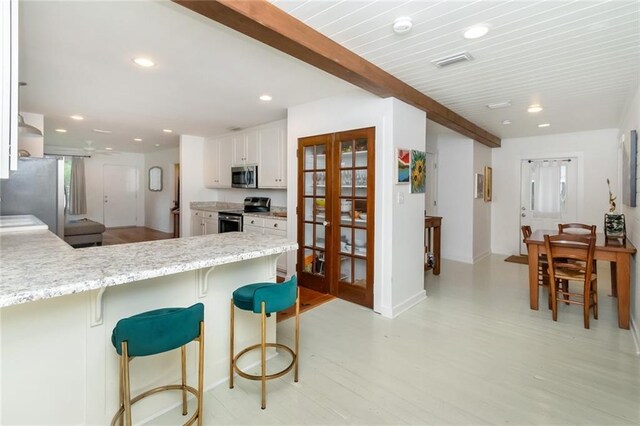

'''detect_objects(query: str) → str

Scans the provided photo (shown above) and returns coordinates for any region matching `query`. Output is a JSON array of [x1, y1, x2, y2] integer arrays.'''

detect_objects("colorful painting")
[[396, 148, 410, 184], [410, 150, 426, 194]]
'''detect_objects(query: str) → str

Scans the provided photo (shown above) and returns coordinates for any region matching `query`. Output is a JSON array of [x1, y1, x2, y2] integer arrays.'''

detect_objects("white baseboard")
[[391, 290, 427, 318], [441, 254, 474, 264], [631, 317, 640, 356], [473, 251, 491, 263]]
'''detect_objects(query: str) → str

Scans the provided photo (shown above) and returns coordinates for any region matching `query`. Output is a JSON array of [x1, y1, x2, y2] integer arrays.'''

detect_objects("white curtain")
[[68, 157, 87, 215], [532, 160, 562, 218]]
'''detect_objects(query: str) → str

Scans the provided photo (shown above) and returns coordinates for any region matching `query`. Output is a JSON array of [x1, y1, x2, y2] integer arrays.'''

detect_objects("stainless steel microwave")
[[231, 165, 257, 189]]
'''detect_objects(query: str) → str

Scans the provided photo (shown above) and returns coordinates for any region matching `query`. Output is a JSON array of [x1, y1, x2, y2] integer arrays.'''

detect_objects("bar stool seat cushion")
[[233, 277, 297, 315], [111, 303, 204, 357]]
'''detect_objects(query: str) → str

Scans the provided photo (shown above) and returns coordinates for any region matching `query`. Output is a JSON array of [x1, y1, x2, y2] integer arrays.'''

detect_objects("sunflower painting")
[[410, 150, 426, 194]]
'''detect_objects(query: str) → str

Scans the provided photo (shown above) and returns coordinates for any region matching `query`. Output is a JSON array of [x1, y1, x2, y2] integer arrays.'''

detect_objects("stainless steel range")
[[218, 197, 271, 233]]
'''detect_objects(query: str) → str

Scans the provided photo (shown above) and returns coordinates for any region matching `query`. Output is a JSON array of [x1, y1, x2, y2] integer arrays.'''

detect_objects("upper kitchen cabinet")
[[232, 131, 259, 166], [203, 136, 232, 188], [258, 121, 287, 189]]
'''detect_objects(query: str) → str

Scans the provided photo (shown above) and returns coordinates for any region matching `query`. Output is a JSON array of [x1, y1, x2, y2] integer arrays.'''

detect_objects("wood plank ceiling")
[[174, 0, 502, 147], [271, 0, 640, 139]]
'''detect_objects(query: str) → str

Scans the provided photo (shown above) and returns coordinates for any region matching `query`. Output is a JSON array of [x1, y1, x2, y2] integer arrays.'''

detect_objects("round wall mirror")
[[149, 166, 163, 191]]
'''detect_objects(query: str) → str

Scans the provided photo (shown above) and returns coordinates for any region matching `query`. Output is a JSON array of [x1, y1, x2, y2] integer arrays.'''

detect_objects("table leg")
[[609, 261, 618, 297], [527, 244, 539, 310], [615, 254, 630, 329], [433, 226, 441, 275]]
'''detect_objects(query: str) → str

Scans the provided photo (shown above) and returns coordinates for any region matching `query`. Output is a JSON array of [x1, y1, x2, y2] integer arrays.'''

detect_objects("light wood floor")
[[103, 227, 174, 245], [154, 255, 640, 425]]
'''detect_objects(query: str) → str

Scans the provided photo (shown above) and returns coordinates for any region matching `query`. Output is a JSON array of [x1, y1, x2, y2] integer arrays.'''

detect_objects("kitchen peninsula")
[[0, 229, 296, 424]]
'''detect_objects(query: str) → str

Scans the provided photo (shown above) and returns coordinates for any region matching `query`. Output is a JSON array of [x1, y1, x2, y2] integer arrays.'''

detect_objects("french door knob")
[[521, 213, 526, 217], [323, 221, 330, 226]]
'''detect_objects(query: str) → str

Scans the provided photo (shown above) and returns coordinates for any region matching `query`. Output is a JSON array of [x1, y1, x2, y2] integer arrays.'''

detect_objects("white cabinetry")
[[1, 0, 18, 179], [232, 131, 259, 166], [203, 137, 232, 188], [243, 215, 287, 275], [258, 124, 287, 188], [191, 210, 218, 236]]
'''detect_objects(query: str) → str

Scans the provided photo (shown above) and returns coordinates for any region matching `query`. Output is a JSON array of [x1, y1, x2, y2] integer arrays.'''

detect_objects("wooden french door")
[[297, 127, 375, 308]]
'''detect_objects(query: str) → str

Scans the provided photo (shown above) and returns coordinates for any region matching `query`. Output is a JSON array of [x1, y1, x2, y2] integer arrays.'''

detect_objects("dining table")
[[524, 229, 636, 329]]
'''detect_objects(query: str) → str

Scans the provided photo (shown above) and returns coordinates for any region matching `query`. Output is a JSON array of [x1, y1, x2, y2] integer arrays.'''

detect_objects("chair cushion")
[[233, 276, 297, 314], [111, 303, 204, 357]]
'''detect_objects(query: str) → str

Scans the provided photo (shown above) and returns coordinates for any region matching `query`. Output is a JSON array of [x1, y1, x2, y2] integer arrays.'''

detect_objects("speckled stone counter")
[[0, 230, 297, 308]]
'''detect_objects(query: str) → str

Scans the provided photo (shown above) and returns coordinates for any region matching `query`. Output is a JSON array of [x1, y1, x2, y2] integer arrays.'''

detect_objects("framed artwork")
[[484, 166, 493, 202], [410, 150, 426, 194], [474, 173, 484, 199], [622, 129, 637, 207], [396, 148, 410, 184]]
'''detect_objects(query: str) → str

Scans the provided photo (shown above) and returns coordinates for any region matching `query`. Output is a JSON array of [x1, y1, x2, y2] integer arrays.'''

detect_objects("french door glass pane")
[[340, 141, 354, 167], [304, 147, 314, 170], [304, 172, 314, 196], [340, 256, 352, 283], [354, 258, 366, 287], [340, 226, 352, 253], [304, 197, 314, 222], [355, 138, 367, 167], [354, 228, 367, 255]]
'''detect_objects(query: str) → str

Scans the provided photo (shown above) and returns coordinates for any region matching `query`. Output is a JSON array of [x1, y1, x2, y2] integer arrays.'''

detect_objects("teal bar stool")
[[110, 303, 205, 426], [229, 276, 299, 409]]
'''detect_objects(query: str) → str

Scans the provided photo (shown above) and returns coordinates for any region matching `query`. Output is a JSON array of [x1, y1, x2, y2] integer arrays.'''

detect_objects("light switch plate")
[[397, 192, 404, 204]]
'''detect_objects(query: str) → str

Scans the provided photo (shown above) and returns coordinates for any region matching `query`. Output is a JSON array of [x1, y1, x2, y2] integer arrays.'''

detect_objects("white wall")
[[144, 148, 179, 233], [473, 142, 492, 262], [18, 112, 43, 157], [618, 86, 640, 350], [491, 128, 619, 256], [82, 152, 145, 226], [435, 131, 474, 263], [390, 99, 427, 313], [287, 91, 426, 317]]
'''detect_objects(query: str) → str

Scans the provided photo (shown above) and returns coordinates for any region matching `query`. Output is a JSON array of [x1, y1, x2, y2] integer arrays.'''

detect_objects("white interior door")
[[519, 158, 577, 254], [103, 164, 138, 227], [425, 152, 437, 216]]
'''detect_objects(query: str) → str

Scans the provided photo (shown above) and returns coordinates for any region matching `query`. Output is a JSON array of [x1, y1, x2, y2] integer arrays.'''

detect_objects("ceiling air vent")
[[431, 51, 473, 68]]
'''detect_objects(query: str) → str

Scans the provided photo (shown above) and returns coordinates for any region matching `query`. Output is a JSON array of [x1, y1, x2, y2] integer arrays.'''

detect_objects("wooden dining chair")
[[543, 233, 598, 329], [558, 223, 596, 236], [521, 226, 549, 290]]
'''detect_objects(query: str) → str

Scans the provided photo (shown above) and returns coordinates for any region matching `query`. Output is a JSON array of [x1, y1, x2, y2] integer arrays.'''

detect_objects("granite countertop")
[[0, 230, 297, 308], [190, 202, 287, 218]]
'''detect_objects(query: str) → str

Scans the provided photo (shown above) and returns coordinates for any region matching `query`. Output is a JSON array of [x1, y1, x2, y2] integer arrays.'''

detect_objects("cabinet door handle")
[[251, 220, 255, 224], [273, 223, 278, 228]]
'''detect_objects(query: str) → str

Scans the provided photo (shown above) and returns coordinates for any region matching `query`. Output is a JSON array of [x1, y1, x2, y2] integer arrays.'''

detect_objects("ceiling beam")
[[173, 0, 501, 148]]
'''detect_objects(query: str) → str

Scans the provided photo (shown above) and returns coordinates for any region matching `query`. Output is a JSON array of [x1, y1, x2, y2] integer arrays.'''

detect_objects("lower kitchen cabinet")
[[191, 210, 218, 236], [244, 216, 287, 275]]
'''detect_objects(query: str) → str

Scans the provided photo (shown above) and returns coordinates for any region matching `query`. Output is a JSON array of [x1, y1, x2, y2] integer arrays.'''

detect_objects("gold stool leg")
[[229, 298, 235, 389], [122, 342, 132, 426], [118, 353, 124, 426], [261, 301, 267, 410], [197, 321, 205, 426], [294, 290, 300, 383], [181, 345, 187, 416]]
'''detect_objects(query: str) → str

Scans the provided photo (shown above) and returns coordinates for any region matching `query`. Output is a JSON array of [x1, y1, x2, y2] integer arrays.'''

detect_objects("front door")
[[103, 164, 138, 227], [519, 158, 577, 254]]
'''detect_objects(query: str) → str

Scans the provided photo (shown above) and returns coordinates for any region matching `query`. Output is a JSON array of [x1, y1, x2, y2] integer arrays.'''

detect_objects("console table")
[[425, 216, 442, 275]]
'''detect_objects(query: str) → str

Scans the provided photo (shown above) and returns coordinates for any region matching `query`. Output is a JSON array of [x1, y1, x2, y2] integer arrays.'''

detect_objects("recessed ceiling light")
[[527, 104, 543, 113], [70, 115, 84, 120], [134, 138, 142, 142], [93, 128, 112, 134], [502, 119, 512, 125], [393, 17, 413, 34], [155, 144, 160, 147], [259, 94, 272, 102], [486, 101, 511, 109], [55, 128, 67, 133], [162, 129, 173, 133], [105, 147, 113, 151], [538, 123, 551, 128], [133, 57, 155, 68], [464, 25, 489, 39]]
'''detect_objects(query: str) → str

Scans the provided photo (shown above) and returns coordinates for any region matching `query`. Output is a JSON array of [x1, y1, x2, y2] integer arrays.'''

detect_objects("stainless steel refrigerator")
[[0, 157, 65, 237]]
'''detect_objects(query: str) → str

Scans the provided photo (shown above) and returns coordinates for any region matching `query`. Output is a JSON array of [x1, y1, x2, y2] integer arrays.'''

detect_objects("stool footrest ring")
[[233, 343, 296, 381], [111, 384, 200, 426]]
